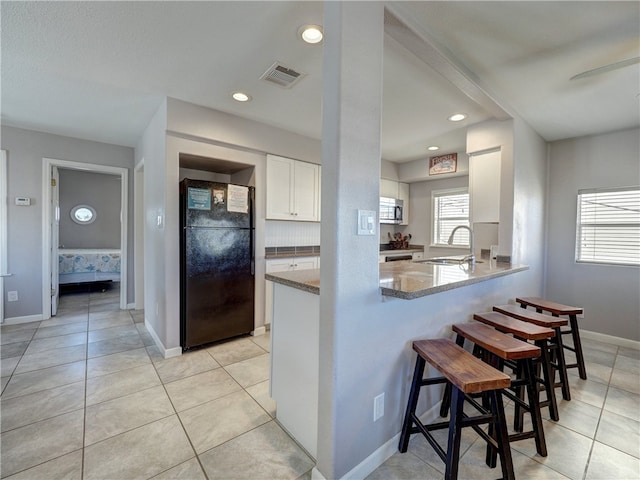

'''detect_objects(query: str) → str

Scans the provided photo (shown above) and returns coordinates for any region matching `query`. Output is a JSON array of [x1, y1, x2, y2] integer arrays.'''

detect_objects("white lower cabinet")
[[265, 257, 319, 325]]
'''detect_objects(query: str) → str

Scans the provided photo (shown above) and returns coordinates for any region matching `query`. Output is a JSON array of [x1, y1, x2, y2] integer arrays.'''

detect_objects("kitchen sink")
[[415, 258, 484, 265]]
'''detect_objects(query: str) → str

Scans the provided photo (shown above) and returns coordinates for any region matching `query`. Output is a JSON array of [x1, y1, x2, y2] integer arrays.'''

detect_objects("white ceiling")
[[2, 2, 638, 163]]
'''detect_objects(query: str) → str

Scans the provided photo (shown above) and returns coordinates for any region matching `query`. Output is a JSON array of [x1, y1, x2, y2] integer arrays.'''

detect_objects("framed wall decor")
[[429, 153, 457, 175]]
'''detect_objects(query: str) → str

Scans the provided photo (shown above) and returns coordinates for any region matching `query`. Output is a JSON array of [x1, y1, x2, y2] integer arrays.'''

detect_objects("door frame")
[[133, 158, 144, 310], [42, 158, 128, 318], [0, 150, 7, 323]]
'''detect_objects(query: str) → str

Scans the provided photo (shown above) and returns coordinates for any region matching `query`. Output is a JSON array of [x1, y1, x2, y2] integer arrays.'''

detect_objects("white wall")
[[265, 221, 321, 247], [2, 126, 134, 319], [546, 128, 640, 340], [135, 101, 168, 349], [398, 150, 469, 183]]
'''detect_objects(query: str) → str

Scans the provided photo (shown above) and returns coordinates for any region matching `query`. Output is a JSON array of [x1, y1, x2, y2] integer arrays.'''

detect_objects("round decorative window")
[[70, 205, 97, 225]]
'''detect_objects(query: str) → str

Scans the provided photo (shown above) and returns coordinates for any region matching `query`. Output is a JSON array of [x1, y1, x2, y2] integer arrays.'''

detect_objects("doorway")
[[42, 158, 128, 318], [0, 150, 7, 322]]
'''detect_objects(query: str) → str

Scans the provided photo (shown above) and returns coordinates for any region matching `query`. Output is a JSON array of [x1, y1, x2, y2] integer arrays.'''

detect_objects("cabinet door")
[[398, 182, 410, 225], [266, 259, 294, 273], [469, 150, 501, 223], [293, 161, 320, 221], [380, 178, 398, 198], [294, 257, 318, 270], [266, 155, 294, 220]]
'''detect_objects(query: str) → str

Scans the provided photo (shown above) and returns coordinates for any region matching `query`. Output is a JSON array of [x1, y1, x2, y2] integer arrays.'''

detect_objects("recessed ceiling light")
[[298, 25, 323, 44], [448, 113, 467, 122], [232, 92, 251, 102], [427, 146, 439, 151]]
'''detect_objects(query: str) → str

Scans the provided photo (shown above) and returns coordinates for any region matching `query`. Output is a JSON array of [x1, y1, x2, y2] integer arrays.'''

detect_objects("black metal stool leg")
[[537, 338, 559, 421], [399, 356, 426, 453], [568, 314, 587, 380], [491, 390, 515, 480], [524, 357, 547, 457], [553, 326, 571, 400], [445, 386, 465, 480]]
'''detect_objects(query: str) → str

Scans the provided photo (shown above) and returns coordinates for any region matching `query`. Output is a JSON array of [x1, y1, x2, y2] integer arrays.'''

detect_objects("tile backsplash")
[[265, 221, 321, 247]]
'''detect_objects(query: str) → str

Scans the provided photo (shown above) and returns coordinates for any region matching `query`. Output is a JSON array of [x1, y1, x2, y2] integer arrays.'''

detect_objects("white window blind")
[[576, 187, 640, 266], [432, 189, 469, 246]]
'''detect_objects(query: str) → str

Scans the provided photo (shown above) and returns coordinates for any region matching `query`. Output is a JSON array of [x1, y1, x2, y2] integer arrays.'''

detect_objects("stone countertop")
[[265, 259, 528, 299], [266, 269, 320, 295]]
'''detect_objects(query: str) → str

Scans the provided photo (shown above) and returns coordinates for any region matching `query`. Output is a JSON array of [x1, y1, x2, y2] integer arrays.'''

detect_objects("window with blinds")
[[576, 187, 640, 266], [432, 188, 470, 246]]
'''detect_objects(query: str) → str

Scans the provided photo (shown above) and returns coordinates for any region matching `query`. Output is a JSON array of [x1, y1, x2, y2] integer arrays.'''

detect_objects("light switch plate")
[[15, 197, 31, 206], [357, 210, 376, 236]]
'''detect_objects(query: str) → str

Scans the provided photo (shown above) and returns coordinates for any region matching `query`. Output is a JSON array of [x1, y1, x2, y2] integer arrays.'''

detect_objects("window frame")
[[430, 187, 470, 248], [575, 186, 640, 267]]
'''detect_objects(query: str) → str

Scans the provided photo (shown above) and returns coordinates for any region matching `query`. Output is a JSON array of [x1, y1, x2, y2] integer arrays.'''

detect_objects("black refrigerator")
[[180, 179, 255, 350]]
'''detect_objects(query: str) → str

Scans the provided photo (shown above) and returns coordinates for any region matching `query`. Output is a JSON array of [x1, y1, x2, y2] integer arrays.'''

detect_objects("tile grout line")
[[579, 346, 617, 480]]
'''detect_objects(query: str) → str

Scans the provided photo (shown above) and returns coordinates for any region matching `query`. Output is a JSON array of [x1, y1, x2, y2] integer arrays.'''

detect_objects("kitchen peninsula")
[[266, 258, 528, 459]]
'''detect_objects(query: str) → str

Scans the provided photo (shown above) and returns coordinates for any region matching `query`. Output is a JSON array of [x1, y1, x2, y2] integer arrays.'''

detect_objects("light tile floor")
[[2, 285, 639, 479], [1, 284, 314, 479], [366, 336, 640, 480]]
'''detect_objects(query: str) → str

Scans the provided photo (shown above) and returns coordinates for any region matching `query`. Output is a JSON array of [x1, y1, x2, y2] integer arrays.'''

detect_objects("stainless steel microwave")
[[379, 197, 404, 224]]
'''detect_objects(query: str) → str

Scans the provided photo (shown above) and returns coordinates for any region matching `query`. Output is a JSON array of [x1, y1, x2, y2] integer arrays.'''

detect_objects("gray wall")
[[546, 128, 640, 340], [2, 126, 134, 319], [59, 169, 121, 248]]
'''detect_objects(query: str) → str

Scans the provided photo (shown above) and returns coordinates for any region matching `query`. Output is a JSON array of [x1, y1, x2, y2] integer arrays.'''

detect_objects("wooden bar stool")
[[399, 338, 514, 480], [446, 322, 548, 459], [516, 297, 587, 380], [473, 311, 563, 420], [494, 304, 571, 402]]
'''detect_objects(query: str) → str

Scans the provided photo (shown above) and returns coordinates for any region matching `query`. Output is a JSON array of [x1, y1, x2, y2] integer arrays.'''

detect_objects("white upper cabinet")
[[380, 178, 410, 225], [469, 150, 501, 223], [267, 154, 320, 222], [380, 178, 398, 198]]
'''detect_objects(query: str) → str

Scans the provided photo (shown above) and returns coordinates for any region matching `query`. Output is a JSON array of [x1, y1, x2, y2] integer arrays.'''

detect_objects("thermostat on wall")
[[15, 197, 31, 206]]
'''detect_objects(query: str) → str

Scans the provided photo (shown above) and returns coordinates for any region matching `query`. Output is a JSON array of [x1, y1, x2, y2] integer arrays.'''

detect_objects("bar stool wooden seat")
[[516, 297, 587, 380], [399, 338, 514, 480], [447, 322, 547, 458], [493, 304, 571, 399], [473, 311, 564, 420]]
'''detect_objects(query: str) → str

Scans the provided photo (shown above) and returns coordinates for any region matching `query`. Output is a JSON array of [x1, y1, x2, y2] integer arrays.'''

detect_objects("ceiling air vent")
[[260, 62, 306, 89]]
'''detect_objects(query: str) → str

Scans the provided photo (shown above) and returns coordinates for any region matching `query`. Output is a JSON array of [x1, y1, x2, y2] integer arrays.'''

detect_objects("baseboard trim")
[[252, 326, 267, 336], [126, 302, 136, 310], [2, 314, 44, 325], [581, 329, 640, 350], [144, 319, 182, 359]]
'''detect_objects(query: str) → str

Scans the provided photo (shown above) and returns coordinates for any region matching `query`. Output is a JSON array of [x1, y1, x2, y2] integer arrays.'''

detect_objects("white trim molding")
[[3, 314, 44, 325], [144, 319, 182, 359], [581, 329, 640, 350], [42, 158, 128, 319]]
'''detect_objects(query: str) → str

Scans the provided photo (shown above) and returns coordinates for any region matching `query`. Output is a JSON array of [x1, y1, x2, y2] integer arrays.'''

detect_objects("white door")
[[0, 151, 7, 323], [50, 166, 60, 316]]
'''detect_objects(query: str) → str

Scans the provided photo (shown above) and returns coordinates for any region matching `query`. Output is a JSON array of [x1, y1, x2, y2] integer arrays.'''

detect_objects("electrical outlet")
[[373, 393, 385, 421], [7, 291, 18, 302]]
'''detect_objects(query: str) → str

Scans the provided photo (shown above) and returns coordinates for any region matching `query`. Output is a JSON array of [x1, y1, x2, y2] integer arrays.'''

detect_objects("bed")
[[58, 249, 121, 285]]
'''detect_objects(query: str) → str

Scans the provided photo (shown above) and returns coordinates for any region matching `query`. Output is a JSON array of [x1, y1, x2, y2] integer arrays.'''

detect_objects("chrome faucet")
[[448, 225, 475, 265]]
